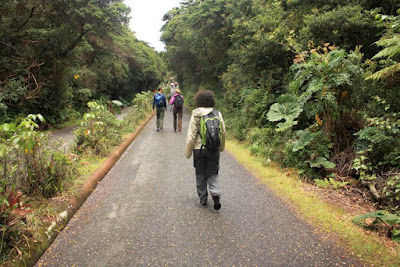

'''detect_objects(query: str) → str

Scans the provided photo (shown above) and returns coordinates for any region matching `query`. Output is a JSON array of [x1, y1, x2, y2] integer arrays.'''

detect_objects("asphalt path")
[[36, 107, 362, 266]]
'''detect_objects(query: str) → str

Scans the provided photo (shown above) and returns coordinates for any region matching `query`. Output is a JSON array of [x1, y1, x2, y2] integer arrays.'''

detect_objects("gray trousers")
[[196, 173, 220, 204], [193, 149, 221, 203], [156, 107, 165, 129]]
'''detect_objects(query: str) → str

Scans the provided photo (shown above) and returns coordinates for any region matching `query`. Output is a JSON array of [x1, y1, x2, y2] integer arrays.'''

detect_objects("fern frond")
[[372, 45, 400, 60], [375, 35, 400, 48], [366, 63, 400, 80]]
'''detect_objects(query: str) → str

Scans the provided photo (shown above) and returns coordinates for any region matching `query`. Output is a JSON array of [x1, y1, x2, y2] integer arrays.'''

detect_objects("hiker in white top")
[[184, 90, 226, 210]]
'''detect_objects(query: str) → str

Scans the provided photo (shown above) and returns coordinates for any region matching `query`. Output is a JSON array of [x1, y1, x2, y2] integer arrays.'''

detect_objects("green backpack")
[[200, 110, 222, 150]]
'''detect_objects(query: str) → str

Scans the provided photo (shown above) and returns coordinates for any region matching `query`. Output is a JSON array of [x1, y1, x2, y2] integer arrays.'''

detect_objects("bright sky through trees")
[[124, 0, 182, 51]]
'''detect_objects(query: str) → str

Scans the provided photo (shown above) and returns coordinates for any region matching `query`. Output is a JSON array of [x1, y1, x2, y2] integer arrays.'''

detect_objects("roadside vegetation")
[[161, 0, 400, 253], [0, 92, 153, 265]]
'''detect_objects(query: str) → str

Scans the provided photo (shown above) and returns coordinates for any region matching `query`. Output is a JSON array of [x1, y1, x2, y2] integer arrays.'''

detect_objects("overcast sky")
[[124, 0, 182, 51]]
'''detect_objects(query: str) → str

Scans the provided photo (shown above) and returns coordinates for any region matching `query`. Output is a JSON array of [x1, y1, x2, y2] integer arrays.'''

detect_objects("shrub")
[[0, 185, 33, 263], [383, 173, 400, 210], [284, 130, 335, 179], [223, 109, 249, 141], [247, 127, 277, 159], [74, 101, 121, 155], [122, 91, 153, 133], [0, 115, 74, 197]]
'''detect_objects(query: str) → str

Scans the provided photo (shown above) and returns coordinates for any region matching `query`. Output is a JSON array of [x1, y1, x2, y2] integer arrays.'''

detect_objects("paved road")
[[36, 108, 362, 266]]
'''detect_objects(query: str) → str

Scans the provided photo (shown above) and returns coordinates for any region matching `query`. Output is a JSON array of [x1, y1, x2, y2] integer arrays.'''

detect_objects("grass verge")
[[226, 139, 400, 267]]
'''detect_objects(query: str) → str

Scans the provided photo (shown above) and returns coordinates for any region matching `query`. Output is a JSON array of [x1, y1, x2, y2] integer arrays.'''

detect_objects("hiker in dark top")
[[169, 88, 184, 133], [152, 87, 167, 132], [185, 90, 226, 210]]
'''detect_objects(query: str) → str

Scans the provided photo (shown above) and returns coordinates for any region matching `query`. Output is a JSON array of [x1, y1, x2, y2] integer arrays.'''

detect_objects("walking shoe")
[[200, 200, 207, 206], [156, 128, 160, 132], [212, 195, 221, 210]]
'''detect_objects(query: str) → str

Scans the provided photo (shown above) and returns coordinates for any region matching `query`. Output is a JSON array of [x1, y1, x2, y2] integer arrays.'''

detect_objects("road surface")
[[36, 108, 362, 266]]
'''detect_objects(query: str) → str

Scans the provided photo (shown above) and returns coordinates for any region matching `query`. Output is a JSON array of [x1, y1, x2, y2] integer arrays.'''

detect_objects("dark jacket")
[[153, 93, 167, 109], [169, 93, 184, 111]]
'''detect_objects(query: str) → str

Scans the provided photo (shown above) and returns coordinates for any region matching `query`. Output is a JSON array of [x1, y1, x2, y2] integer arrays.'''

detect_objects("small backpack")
[[155, 93, 164, 108], [200, 110, 222, 150], [174, 95, 183, 109]]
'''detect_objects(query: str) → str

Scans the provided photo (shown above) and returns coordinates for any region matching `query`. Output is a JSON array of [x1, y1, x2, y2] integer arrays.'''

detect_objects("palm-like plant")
[[368, 12, 400, 80]]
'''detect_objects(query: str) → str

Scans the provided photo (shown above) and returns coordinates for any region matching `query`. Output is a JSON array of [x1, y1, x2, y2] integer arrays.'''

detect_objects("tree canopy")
[[0, 0, 166, 124]]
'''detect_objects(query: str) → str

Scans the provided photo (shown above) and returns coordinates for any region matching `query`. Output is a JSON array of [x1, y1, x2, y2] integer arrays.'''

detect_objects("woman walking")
[[184, 90, 226, 210]]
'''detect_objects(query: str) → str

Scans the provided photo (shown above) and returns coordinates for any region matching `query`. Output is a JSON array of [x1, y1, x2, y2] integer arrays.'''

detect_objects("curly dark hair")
[[195, 90, 215, 108]]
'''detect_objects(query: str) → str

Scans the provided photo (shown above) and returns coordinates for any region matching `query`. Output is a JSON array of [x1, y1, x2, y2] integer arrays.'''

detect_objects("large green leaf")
[[308, 157, 336, 169], [292, 131, 315, 152], [276, 119, 298, 132], [353, 210, 400, 227], [267, 102, 302, 122]]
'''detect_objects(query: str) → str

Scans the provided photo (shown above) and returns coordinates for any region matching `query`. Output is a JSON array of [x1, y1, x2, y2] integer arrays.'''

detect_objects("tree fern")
[[368, 62, 400, 80], [367, 13, 400, 80]]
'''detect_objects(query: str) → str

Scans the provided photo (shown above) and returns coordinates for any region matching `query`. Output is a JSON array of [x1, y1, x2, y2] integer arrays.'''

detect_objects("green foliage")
[[74, 101, 121, 155], [223, 109, 250, 141], [354, 109, 400, 172], [122, 91, 153, 133], [267, 95, 303, 132], [300, 5, 380, 58], [307, 157, 336, 169], [247, 127, 274, 158], [353, 210, 400, 242], [287, 130, 335, 178], [315, 177, 348, 189], [383, 174, 400, 209], [352, 152, 374, 179], [367, 10, 400, 80], [0, 115, 74, 197], [289, 47, 365, 134], [0, 0, 165, 125], [0, 188, 33, 264]]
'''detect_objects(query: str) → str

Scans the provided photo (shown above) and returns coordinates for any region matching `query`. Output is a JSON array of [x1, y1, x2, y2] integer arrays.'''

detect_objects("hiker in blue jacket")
[[153, 87, 167, 132], [169, 88, 184, 133]]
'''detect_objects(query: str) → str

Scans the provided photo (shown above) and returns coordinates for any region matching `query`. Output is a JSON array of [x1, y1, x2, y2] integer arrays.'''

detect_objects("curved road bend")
[[36, 108, 362, 266]]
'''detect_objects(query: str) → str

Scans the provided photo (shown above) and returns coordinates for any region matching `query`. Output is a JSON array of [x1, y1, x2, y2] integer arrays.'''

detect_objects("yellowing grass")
[[226, 139, 400, 267]]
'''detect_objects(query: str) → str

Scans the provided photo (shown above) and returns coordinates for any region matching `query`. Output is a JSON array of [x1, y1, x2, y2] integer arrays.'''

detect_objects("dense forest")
[[0, 0, 166, 125], [161, 0, 400, 212]]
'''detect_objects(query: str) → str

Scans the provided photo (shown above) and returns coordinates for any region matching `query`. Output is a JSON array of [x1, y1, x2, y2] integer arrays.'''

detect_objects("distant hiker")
[[153, 87, 167, 132], [184, 90, 226, 210], [169, 83, 176, 112], [170, 82, 176, 94], [169, 88, 184, 133]]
